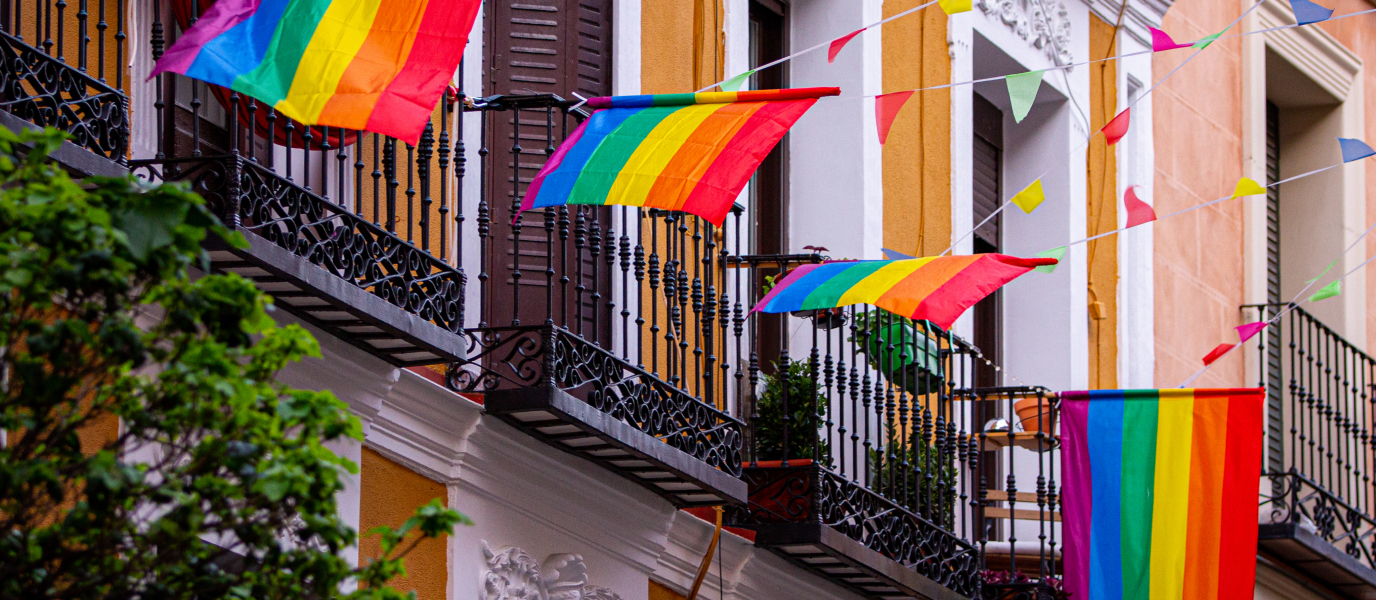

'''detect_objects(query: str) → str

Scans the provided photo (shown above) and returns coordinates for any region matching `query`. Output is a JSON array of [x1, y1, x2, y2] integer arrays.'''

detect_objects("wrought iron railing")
[[725, 302, 1064, 598], [1246, 303, 1376, 571], [0, 0, 128, 161]]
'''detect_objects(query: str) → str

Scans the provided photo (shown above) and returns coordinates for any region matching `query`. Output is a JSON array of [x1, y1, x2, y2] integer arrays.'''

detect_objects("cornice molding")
[[977, 0, 1076, 66], [1258, 0, 1361, 101], [1084, 0, 1173, 50]]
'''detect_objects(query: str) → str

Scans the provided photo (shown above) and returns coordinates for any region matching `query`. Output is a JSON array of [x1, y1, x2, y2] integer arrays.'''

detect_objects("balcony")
[[720, 307, 1063, 600], [0, 0, 128, 175], [1246, 304, 1376, 598]]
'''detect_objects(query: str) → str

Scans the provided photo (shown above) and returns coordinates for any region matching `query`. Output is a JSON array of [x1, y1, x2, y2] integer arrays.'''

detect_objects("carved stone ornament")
[[480, 541, 623, 600], [975, 0, 1074, 67]]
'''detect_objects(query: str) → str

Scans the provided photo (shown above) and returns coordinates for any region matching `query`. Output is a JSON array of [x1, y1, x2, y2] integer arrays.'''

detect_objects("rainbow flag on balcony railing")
[[750, 254, 1055, 329], [1061, 388, 1264, 600], [520, 88, 840, 226], [151, 0, 481, 144]]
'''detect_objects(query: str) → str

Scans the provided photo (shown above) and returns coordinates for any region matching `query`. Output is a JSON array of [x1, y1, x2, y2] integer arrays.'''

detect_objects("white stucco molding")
[[1258, 0, 1361, 100], [1083, 0, 1173, 50], [652, 510, 865, 600]]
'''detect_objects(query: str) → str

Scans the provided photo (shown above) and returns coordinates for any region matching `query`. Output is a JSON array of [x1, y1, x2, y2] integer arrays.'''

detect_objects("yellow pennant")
[[939, 0, 972, 15], [1011, 179, 1045, 214], [1229, 177, 1266, 200]]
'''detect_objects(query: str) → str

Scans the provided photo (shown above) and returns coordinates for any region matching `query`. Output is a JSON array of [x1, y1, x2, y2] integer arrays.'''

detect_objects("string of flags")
[[1033, 138, 1374, 275]]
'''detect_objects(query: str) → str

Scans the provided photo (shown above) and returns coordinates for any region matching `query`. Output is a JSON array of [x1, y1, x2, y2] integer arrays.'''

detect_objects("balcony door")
[[483, 0, 614, 343]]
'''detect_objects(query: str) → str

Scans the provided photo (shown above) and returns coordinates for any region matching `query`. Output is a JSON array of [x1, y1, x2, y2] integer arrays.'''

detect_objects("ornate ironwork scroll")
[[0, 32, 128, 162], [448, 325, 744, 476], [730, 464, 983, 597]]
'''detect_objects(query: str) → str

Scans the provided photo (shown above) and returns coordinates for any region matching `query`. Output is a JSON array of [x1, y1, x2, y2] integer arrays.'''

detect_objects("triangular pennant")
[[1193, 31, 1224, 50], [720, 70, 755, 92], [882, 248, 916, 260], [1011, 179, 1046, 214], [1034, 246, 1066, 273], [1290, 0, 1333, 25], [875, 91, 916, 146], [828, 29, 864, 63], [1307, 259, 1337, 284], [939, 0, 972, 15], [1102, 108, 1130, 145], [1123, 185, 1156, 228], [1339, 138, 1376, 163], [1203, 343, 1237, 366], [1236, 321, 1268, 342], [1308, 279, 1341, 302], [1229, 177, 1266, 200], [1006, 70, 1045, 123], [1149, 27, 1192, 52]]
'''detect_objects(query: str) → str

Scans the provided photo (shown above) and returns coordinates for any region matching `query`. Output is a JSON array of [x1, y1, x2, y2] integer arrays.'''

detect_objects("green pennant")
[[1308, 280, 1342, 303], [1306, 259, 1338, 284], [1006, 70, 1045, 123], [1192, 31, 1224, 50], [720, 70, 755, 92], [1034, 246, 1066, 274]]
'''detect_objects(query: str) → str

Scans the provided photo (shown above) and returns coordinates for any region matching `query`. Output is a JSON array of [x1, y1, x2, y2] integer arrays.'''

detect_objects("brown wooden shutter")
[[484, 0, 614, 342]]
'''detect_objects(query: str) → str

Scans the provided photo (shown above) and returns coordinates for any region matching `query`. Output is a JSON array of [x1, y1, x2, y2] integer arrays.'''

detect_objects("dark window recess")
[[971, 93, 1003, 388], [483, 0, 615, 343], [160, 19, 271, 160], [1264, 100, 1283, 474], [748, 0, 788, 374]]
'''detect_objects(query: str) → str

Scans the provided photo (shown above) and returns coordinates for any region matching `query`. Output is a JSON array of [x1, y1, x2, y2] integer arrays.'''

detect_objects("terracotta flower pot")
[[1013, 396, 1056, 434]]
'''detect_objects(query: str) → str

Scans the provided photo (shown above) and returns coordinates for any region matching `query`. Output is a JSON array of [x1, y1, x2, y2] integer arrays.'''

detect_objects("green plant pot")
[[860, 316, 945, 396]]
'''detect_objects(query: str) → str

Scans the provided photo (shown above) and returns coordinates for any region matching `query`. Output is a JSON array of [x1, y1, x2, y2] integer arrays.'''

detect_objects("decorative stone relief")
[[481, 541, 623, 600], [975, 0, 1074, 67]]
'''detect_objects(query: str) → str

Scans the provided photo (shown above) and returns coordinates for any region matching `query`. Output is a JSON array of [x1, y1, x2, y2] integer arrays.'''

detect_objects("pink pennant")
[[1102, 108, 1130, 145], [1236, 321, 1268, 342], [829, 29, 865, 63], [1149, 27, 1192, 52], [1123, 186, 1156, 228], [1202, 343, 1237, 366], [875, 91, 915, 146]]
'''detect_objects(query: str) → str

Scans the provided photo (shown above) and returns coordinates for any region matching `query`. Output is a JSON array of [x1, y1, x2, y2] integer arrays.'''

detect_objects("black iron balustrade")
[[1246, 303, 1376, 589], [0, 0, 128, 163], [721, 299, 1065, 599]]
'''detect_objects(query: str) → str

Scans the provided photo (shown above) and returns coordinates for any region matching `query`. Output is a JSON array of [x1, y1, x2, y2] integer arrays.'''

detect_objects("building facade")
[[5, 0, 1376, 598]]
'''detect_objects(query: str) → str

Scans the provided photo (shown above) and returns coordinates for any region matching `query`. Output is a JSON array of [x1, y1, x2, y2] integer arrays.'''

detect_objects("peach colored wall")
[[1153, 0, 1249, 387], [1155, 0, 1376, 386]]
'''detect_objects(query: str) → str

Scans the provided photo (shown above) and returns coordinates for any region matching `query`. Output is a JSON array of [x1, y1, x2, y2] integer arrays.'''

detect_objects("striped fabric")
[[750, 254, 1055, 329], [521, 88, 840, 226], [1060, 388, 1265, 600], [152, 0, 481, 143]]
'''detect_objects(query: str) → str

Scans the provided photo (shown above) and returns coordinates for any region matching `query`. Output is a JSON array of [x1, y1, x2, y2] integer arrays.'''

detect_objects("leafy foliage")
[[0, 128, 470, 600], [752, 361, 831, 463]]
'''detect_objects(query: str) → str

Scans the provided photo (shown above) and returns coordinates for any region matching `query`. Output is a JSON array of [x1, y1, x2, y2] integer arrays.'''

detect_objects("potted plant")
[[1013, 393, 1057, 434], [752, 361, 832, 463], [981, 571, 1069, 600], [868, 428, 958, 528], [850, 309, 945, 396]]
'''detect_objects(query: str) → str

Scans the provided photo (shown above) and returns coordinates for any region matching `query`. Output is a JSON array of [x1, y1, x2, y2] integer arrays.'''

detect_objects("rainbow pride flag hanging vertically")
[[1061, 388, 1265, 600], [520, 88, 840, 226], [151, 0, 481, 144], [750, 254, 1056, 329]]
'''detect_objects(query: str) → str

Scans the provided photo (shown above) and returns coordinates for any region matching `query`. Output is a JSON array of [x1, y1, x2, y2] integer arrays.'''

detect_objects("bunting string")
[[939, 0, 1268, 257], [695, 0, 941, 93]]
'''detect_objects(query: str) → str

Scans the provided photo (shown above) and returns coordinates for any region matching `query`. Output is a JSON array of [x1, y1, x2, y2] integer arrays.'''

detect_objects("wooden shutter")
[[1265, 101, 1282, 474], [484, 0, 614, 341]]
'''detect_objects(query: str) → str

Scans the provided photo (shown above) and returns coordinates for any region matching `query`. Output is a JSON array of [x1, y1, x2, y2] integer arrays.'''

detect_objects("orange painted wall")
[[882, 2, 951, 257], [650, 579, 688, 600], [359, 447, 448, 600], [1155, 0, 1376, 384], [1087, 15, 1118, 390]]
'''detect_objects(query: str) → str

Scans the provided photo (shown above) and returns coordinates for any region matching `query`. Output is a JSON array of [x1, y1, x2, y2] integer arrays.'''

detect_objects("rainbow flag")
[[520, 88, 840, 226], [1061, 388, 1265, 600], [751, 254, 1055, 329], [151, 0, 481, 144]]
